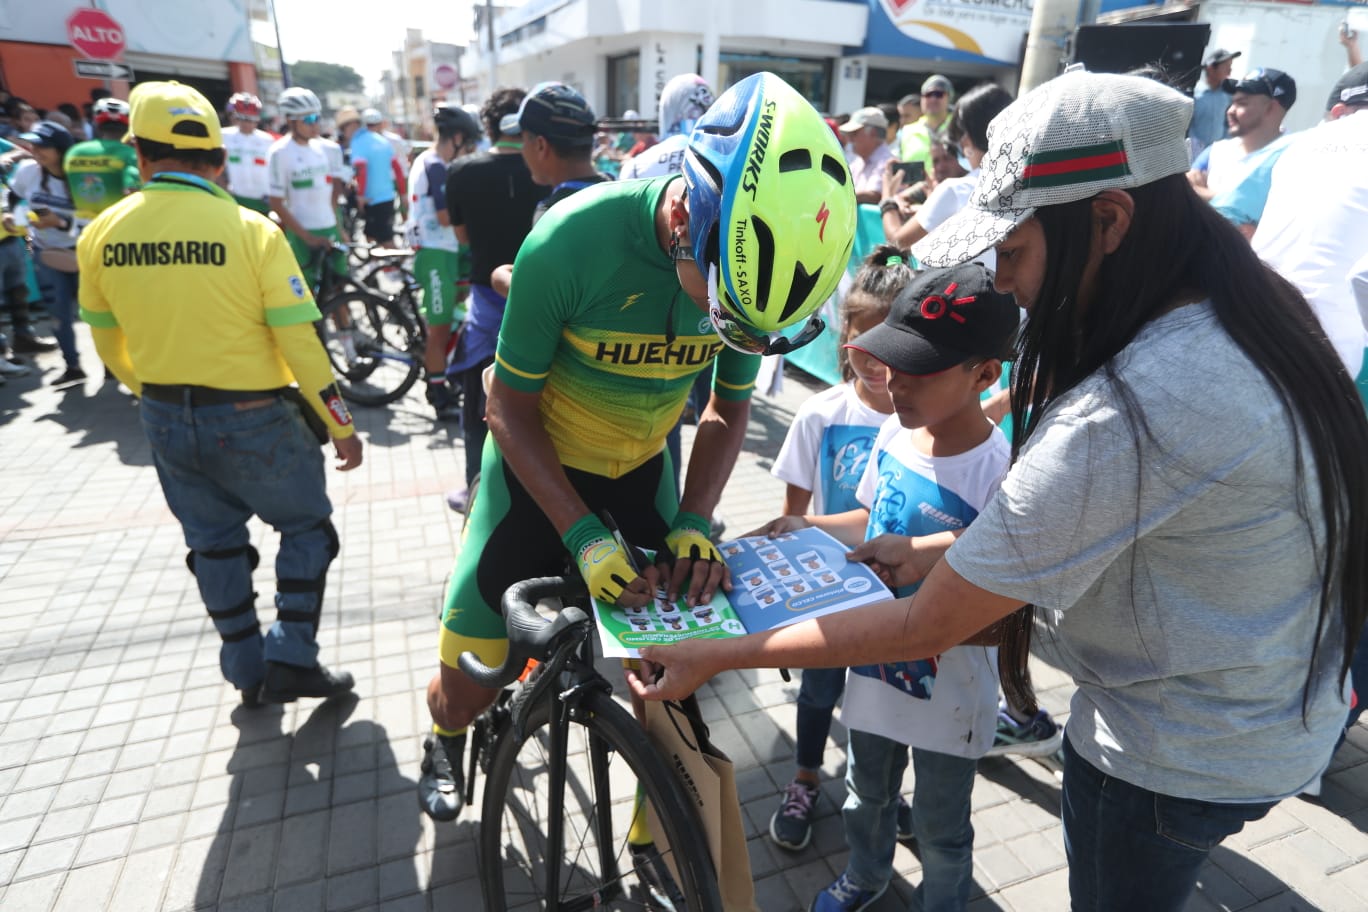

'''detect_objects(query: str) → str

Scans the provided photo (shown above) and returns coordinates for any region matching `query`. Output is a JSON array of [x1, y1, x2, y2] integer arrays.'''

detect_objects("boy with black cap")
[[751, 261, 1020, 912]]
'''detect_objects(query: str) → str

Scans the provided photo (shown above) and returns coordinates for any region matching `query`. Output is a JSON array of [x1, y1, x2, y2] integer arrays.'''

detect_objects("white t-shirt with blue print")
[[839, 416, 1009, 758], [771, 383, 889, 516]]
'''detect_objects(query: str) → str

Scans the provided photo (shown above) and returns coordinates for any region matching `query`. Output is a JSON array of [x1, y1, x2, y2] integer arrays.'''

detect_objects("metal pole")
[[485, 0, 499, 92], [1019, 0, 1080, 94], [269, 0, 291, 88]]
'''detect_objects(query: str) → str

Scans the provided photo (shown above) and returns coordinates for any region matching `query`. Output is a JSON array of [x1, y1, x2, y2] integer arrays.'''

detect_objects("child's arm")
[[847, 529, 963, 589], [746, 508, 871, 548], [781, 484, 812, 517]]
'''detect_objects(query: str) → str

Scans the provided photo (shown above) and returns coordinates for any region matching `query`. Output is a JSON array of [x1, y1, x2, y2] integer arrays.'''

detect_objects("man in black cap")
[[1191, 47, 1241, 154], [1187, 67, 1297, 235], [501, 81, 610, 224]]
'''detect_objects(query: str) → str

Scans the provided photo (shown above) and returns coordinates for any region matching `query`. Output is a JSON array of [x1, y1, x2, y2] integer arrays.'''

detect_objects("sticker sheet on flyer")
[[592, 527, 893, 658]]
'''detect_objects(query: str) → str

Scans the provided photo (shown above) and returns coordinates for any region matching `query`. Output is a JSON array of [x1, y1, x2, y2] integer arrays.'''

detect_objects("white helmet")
[[361, 107, 385, 125], [278, 87, 322, 118]]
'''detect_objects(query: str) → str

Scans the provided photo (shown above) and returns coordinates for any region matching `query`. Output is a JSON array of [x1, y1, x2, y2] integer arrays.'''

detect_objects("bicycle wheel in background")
[[317, 292, 422, 407], [479, 686, 721, 911]]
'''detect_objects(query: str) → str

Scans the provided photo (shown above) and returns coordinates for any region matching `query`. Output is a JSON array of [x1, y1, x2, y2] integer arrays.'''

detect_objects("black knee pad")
[[186, 543, 260, 576], [208, 593, 260, 642]]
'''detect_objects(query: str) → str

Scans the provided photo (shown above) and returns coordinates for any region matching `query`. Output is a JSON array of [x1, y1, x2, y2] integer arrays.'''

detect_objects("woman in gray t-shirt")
[[628, 72, 1368, 912]]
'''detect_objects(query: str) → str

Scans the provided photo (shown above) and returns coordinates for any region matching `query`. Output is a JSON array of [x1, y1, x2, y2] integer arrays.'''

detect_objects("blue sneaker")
[[985, 704, 1063, 758], [810, 872, 887, 912]]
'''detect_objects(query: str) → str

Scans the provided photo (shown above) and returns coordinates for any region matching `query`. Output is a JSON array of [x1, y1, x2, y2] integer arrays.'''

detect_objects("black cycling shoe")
[[630, 842, 685, 912], [419, 732, 466, 821], [259, 660, 355, 703]]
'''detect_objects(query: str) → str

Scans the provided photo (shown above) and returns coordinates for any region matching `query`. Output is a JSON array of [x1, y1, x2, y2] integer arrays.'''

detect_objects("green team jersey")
[[495, 176, 761, 478], [64, 139, 140, 221]]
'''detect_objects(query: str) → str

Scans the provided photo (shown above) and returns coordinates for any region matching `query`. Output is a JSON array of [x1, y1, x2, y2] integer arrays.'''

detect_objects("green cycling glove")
[[563, 514, 641, 604]]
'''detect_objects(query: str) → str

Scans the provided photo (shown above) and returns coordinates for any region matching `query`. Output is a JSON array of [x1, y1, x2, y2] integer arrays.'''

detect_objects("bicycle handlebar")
[[457, 576, 590, 689]]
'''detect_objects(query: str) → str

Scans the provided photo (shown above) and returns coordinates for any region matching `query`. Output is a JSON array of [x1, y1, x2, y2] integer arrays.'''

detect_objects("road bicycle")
[[307, 243, 423, 407], [458, 567, 722, 911]]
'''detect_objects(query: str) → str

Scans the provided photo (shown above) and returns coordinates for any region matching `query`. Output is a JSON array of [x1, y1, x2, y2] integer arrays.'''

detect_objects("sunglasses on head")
[[922, 90, 946, 99]]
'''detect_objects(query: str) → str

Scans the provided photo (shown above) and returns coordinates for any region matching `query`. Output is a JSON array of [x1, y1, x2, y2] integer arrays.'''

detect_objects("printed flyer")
[[593, 527, 893, 658]]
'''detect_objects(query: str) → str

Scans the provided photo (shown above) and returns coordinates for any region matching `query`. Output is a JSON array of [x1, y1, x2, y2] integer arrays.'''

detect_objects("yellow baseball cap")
[[127, 81, 223, 151]]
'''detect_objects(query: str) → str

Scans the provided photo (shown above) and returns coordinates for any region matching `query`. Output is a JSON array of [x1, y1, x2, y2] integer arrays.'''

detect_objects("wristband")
[[562, 514, 640, 604], [879, 198, 901, 215]]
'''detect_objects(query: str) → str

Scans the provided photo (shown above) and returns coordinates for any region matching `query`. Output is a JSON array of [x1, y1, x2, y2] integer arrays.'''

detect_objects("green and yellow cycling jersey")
[[64, 139, 140, 221], [495, 176, 760, 478]]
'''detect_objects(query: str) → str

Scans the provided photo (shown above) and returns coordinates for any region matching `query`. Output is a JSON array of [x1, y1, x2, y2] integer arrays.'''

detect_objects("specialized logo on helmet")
[[815, 201, 830, 242], [740, 99, 778, 200]]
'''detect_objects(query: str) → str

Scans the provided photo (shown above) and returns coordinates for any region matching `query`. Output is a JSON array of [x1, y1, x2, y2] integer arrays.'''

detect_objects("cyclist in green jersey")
[[63, 98, 139, 227], [418, 72, 858, 823]]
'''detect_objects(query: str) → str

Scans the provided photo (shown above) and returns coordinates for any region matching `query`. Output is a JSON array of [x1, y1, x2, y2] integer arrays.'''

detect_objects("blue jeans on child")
[[140, 395, 337, 691], [33, 259, 79, 367], [843, 729, 977, 911], [1061, 734, 1275, 911], [796, 666, 846, 772]]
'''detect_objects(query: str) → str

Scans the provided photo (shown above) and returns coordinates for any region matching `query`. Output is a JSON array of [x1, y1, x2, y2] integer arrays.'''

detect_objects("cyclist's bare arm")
[[669, 392, 749, 605], [486, 376, 659, 607]]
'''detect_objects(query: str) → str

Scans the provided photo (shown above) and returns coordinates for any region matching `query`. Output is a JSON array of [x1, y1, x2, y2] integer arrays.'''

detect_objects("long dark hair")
[[998, 173, 1368, 715]]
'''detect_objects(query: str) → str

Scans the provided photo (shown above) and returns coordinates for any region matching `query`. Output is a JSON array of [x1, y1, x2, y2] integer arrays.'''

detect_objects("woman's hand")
[[741, 514, 809, 538], [626, 641, 723, 702]]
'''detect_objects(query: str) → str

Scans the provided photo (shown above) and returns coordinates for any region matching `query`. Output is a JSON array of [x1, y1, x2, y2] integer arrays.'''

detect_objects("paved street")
[[2, 327, 1368, 911]]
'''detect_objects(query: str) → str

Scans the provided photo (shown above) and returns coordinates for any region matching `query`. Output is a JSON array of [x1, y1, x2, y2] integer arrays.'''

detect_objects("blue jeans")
[[33, 259, 79, 368], [140, 395, 337, 690], [795, 666, 846, 772], [843, 730, 977, 911], [1061, 734, 1275, 912]]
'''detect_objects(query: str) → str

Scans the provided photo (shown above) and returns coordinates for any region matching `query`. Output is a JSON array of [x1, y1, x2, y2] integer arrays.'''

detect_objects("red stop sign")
[[67, 9, 126, 61]]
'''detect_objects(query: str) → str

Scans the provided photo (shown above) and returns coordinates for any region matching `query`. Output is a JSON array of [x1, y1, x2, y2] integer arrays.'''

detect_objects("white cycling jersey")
[[223, 126, 274, 201], [267, 135, 346, 231]]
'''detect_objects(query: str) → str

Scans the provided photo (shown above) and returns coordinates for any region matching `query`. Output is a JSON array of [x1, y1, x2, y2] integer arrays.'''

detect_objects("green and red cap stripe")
[[1021, 140, 1131, 188]]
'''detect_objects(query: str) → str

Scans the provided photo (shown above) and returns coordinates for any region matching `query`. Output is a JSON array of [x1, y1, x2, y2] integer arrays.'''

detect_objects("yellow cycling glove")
[[563, 514, 641, 604], [662, 511, 723, 567]]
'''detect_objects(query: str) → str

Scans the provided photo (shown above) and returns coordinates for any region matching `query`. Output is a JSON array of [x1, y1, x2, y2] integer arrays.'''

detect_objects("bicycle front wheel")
[[318, 292, 422, 407], [479, 686, 721, 911]]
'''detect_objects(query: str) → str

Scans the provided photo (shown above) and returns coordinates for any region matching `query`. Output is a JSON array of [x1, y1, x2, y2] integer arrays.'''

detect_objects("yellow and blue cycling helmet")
[[681, 72, 855, 354]]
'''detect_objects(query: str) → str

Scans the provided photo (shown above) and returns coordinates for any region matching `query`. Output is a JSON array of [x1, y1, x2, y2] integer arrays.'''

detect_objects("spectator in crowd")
[[896, 93, 921, 135], [1188, 67, 1296, 236], [0, 131, 56, 357], [56, 102, 90, 140], [1190, 48, 1241, 155], [11, 121, 83, 387], [880, 84, 1013, 254], [620, 72, 715, 181], [333, 106, 362, 159], [891, 137, 966, 209], [840, 106, 894, 204], [897, 74, 954, 170], [441, 87, 549, 515], [351, 108, 408, 247], [878, 102, 901, 148]]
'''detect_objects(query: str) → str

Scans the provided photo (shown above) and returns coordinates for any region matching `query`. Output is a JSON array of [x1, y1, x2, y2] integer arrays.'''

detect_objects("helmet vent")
[[752, 217, 775, 314], [821, 155, 848, 185], [782, 262, 822, 324], [779, 149, 812, 172]]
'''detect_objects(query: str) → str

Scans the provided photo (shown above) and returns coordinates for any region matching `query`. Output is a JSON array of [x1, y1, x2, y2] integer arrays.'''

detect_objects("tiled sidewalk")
[[2, 331, 1367, 911]]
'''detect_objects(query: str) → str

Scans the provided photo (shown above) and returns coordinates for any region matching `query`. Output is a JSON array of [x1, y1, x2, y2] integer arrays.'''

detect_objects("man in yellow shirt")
[[77, 82, 363, 706]]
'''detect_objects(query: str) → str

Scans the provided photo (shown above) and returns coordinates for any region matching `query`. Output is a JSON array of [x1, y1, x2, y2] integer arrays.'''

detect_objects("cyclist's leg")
[[285, 229, 321, 291], [432, 436, 571, 730], [415, 248, 459, 412]]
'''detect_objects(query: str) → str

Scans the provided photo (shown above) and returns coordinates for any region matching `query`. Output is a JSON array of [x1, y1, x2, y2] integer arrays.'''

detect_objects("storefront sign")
[[867, 0, 1034, 66]]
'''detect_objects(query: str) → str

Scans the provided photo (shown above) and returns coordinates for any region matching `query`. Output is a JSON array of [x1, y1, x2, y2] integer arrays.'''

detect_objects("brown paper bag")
[[644, 697, 760, 912]]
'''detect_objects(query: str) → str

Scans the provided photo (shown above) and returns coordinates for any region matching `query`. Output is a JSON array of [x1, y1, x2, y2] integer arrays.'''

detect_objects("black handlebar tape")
[[457, 577, 588, 688]]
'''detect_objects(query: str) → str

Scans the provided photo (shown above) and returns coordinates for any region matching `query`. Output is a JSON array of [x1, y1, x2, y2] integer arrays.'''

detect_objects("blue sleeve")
[[1211, 145, 1286, 227], [1192, 146, 1210, 172], [425, 159, 446, 211]]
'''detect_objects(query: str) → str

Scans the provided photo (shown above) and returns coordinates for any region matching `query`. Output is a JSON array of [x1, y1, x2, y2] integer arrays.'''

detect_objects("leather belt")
[[141, 383, 284, 406]]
